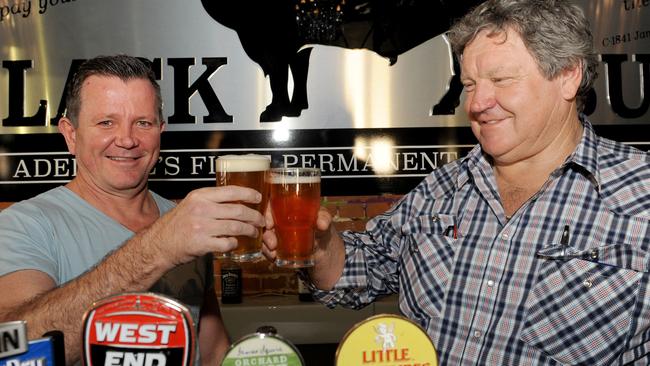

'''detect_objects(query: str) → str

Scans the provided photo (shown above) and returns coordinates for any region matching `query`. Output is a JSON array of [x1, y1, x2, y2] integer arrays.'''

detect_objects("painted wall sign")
[[0, 0, 648, 200]]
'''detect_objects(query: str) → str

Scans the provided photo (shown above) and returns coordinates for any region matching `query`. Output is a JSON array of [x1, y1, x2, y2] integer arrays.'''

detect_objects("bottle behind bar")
[[297, 276, 314, 302], [221, 260, 242, 304]]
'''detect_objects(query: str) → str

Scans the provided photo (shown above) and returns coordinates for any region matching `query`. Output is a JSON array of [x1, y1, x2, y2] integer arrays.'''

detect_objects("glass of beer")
[[269, 167, 321, 268], [215, 154, 270, 262]]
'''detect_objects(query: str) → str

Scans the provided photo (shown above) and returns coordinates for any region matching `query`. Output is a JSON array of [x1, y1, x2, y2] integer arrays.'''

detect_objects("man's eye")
[[136, 120, 154, 128], [98, 120, 112, 126], [462, 83, 475, 92], [492, 77, 512, 85]]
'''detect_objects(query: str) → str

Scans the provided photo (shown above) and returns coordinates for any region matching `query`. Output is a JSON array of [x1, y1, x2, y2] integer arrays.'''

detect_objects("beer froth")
[[215, 154, 270, 172], [269, 173, 320, 184]]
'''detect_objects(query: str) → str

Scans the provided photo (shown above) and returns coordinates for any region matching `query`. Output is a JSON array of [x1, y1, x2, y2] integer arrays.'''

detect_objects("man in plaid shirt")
[[263, 0, 650, 364]]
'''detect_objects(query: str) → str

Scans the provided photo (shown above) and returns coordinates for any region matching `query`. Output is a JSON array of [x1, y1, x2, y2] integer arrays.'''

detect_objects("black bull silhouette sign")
[[200, 0, 485, 122]]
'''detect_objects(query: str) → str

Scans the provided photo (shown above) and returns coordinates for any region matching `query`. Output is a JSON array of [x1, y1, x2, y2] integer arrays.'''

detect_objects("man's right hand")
[[262, 206, 346, 290], [147, 186, 266, 267]]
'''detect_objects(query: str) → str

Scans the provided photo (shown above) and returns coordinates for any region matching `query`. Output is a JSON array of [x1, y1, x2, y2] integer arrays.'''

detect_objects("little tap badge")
[[336, 314, 438, 366], [82, 293, 195, 366]]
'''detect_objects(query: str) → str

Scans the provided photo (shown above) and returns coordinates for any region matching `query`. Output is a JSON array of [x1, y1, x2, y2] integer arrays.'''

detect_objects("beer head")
[[215, 154, 270, 173], [268, 167, 321, 184]]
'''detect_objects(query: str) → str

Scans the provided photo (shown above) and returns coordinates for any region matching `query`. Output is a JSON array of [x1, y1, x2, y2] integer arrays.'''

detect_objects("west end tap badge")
[[82, 293, 195, 366]]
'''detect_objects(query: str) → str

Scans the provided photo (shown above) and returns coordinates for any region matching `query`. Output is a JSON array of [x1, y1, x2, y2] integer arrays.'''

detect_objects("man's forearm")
[[7, 231, 170, 365]]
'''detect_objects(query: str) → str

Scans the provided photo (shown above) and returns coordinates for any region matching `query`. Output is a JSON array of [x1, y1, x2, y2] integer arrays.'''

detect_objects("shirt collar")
[[456, 144, 482, 190], [563, 116, 600, 189]]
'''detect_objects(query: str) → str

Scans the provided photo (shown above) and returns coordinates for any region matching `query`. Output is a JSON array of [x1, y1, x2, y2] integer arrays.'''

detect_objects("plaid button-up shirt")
[[314, 120, 650, 365]]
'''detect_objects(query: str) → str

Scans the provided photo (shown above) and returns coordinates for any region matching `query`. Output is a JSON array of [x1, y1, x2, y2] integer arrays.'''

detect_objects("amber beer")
[[270, 168, 321, 268], [215, 154, 270, 262]]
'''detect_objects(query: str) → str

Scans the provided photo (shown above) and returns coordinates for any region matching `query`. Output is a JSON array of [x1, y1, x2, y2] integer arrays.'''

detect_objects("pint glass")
[[215, 154, 270, 262], [269, 168, 321, 268]]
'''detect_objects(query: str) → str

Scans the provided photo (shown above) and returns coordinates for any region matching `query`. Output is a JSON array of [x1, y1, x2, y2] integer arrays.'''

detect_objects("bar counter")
[[221, 294, 400, 345]]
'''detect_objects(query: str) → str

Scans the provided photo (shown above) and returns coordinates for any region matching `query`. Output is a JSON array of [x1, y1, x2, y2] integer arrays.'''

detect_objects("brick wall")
[[213, 194, 403, 296]]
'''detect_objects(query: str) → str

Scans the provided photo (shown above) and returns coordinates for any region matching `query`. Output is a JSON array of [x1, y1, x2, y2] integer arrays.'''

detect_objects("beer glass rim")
[[269, 167, 321, 176], [216, 154, 270, 161], [270, 167, 320, 173]]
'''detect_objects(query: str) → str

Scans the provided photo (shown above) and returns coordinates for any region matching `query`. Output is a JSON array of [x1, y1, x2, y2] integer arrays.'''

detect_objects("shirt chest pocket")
[[520, 248, 645, 365], [400, 214, 457, 316]]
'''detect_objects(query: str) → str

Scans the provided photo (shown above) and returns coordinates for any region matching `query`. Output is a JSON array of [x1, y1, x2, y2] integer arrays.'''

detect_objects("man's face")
[[63, 75, 164, 194], [461, 28, 575, 165]]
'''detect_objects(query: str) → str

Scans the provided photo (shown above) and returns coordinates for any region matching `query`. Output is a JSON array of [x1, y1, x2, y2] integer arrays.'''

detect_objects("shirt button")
[[486, 280, 495, 287], [501, 232, 509, 240], [473, 330, 481, 338], [432, 215, 439, 222]]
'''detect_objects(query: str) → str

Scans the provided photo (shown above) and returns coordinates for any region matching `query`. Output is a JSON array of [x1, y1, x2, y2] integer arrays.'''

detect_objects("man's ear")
[[58, 117, 77, 155], [560, 63, 583, 101], [160, 120, 166, 133]]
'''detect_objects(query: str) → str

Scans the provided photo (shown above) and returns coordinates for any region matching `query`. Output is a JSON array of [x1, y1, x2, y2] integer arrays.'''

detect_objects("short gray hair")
[[64, 54, 163, 126], [448, 0, 598, 112]]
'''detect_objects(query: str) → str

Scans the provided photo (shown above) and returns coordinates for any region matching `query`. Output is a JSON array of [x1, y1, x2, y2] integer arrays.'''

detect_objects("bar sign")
[[0, 322, 27, 359]]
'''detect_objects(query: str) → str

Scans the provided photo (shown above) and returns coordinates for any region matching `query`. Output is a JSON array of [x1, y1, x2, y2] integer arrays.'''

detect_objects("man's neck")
[[493, 117, 583, 217], [66, 178, 160, 232]]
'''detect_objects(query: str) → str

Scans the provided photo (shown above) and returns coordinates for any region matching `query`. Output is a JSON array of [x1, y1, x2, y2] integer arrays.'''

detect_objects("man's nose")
[[114, 125, 137, 148], [467, 83, 497, 114]]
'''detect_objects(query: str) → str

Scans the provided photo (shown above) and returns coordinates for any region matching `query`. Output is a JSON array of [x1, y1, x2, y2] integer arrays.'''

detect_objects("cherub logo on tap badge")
[[336, 314, 438, 366], [375, 323, 396, 351], [82, 293, 195, 366]]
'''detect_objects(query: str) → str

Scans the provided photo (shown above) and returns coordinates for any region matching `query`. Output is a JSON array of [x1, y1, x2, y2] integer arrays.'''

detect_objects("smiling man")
[[262, 1, 650, 364], [459, 24, 585, 219], [0, 55, 266, 365], [61, 75, 163, 196]]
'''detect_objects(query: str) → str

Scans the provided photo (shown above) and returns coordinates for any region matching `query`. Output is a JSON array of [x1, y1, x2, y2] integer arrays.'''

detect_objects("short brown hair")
[[64, 54, 162, 126]]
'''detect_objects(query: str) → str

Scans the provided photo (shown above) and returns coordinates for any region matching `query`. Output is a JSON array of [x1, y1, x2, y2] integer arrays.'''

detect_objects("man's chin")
[[479, 142, 515, 162], [109, 178, 148, 192], [480, 138, 505, 154]]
